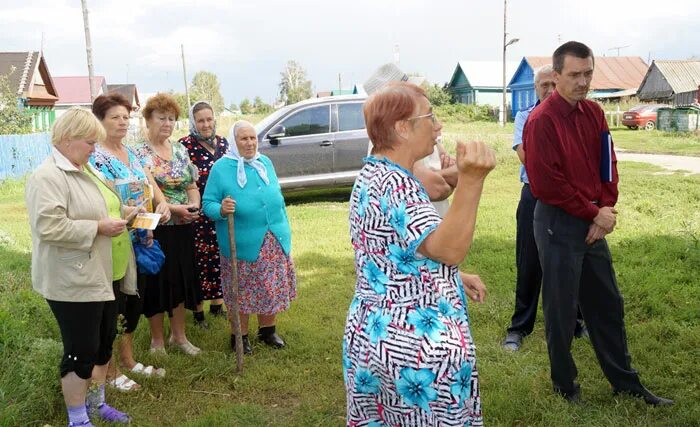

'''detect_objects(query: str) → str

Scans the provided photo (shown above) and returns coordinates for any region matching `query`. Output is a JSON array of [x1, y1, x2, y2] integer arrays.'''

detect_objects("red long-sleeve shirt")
[[523, 90, 618, 221]]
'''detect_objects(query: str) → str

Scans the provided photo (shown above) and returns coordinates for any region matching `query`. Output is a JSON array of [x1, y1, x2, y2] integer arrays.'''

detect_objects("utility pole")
[[502, 0, 507, 127], [181, 44, 191, 109], [80, 0, 97, 102], [338, 73, 342, 95], [501, 0, 518, 127]]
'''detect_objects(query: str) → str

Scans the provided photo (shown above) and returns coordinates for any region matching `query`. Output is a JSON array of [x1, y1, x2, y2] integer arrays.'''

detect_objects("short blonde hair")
[[51, 107, 106, 146]]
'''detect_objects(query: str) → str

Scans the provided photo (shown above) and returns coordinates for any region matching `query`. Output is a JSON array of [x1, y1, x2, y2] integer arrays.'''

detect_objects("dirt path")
[[617, 152, 700, 175]]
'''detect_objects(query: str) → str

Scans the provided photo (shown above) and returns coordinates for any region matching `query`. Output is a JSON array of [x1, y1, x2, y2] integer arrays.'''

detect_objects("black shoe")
[[209, 309, 227, 319], [502, 331, 523, 351], [193, 311, 209, 330], [554, 383, 582, 404], [613, 386, 674, 406], [194, 318, 209, 330], [574, 323, 589, 339], [258, 326, 286, 349], [209, 304, 227, 318], [231, 334, 253, 354]]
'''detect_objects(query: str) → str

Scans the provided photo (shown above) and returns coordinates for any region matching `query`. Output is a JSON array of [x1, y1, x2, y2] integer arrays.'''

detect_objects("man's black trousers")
[[533, 201, 643, 394], [508, 184, 584, 336]]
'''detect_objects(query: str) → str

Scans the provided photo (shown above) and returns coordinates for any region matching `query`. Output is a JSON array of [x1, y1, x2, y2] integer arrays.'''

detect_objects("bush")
[[0, 71, 33, 135], [425, 84, 452, 107], [435, 103, 498, 124]]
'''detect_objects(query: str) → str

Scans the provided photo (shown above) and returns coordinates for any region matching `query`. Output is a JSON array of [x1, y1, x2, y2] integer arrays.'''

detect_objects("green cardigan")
[[202, 155, 291, 261]]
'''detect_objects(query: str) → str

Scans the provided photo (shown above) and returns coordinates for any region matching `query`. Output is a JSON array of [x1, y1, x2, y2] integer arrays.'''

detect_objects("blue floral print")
[[354, 368, 381, 395], [407, 307, 446, 342], [365, 308, 391, 344], [450, 361, 474, 407], [395, 367, 439, 412]]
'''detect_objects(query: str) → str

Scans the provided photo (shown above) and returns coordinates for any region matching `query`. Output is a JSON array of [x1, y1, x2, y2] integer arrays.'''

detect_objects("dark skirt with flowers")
[[220, 232, 296, 315], [192, 215, 223, 301]]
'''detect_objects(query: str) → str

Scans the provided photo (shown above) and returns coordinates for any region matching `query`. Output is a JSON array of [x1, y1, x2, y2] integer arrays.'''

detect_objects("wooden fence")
[[0, 133, 52, 180], [605, 110, 623, 128]]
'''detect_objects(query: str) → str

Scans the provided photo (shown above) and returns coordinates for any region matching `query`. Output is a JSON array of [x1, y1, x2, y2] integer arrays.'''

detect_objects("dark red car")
[[622, 104, 669, 130]]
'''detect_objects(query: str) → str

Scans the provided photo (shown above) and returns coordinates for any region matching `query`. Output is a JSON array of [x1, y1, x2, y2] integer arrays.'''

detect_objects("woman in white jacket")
[[26, 108, 138, 426]]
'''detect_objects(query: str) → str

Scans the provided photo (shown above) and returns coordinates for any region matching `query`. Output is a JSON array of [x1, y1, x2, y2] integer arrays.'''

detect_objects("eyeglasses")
[[407, 112, 438, 125]]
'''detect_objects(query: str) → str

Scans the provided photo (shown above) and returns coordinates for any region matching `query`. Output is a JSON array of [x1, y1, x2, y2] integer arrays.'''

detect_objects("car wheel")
[[645, 120, 655, 131], [627, 126, 638, 130]]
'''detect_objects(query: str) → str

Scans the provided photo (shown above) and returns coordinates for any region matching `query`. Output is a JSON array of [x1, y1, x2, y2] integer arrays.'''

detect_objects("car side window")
[[280, 105, 330, 137], [338, 103, 366, 132]]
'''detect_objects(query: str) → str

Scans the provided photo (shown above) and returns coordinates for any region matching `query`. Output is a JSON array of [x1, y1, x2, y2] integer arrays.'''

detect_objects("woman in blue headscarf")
[[202, 120, 296, 355]]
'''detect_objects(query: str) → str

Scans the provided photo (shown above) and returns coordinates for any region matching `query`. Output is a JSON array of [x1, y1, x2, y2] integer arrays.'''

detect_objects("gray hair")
[[231, 120, 255, 141], [534, 64, 554, 83]]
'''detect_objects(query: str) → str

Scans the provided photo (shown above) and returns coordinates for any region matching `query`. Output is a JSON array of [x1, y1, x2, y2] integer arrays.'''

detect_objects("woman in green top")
[[25, 108, 138, 425]]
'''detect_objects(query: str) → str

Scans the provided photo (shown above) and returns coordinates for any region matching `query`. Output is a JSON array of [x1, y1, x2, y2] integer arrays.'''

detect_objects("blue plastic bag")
[[132, 229, 165, 275]]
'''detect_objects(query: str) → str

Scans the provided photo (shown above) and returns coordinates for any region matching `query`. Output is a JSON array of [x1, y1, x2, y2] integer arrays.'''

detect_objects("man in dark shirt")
[[523, 41, 672, 405]]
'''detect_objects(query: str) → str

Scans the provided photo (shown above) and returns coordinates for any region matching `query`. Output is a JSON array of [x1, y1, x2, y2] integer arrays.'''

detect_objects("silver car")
[[255, 95, 369, 190]]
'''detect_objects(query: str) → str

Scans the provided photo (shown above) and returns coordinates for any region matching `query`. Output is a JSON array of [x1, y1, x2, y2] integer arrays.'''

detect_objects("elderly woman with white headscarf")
[[178, 101, 229, 329], [202, 120, 297, 354]]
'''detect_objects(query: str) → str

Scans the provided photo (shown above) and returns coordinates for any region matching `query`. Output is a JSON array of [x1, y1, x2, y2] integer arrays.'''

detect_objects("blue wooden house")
[[447, 61, 519, 107], [507, 57, 549, 117]]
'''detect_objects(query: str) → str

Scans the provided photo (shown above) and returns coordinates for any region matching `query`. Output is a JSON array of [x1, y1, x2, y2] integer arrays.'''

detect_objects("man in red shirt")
[[523, 41, 672, 405]]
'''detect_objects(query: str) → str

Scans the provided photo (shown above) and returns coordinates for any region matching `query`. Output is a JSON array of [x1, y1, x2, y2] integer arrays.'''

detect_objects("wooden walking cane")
[[226, 196, 244, 373]]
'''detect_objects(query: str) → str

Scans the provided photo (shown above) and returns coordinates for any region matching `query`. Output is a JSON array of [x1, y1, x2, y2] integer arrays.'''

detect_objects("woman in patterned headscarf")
[[179, 101, 229, 329]]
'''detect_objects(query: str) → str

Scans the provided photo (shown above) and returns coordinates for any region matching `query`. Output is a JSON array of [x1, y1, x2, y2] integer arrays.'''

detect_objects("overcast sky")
[[3, 0, 698, 106]]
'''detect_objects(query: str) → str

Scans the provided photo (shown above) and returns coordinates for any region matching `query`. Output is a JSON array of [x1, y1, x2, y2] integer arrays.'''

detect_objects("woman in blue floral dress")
[[90, 92, 171, 390], [343, 83, 496, 426]]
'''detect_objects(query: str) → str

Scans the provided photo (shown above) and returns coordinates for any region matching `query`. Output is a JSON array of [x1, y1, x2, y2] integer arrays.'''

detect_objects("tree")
[[189, 71, 225, 113], [253, 96, 273, 115], [239, 98, 253, 115], [169, 91, 189, 117], [0, 68, 32, 135], [228, 103, 239, 112], [278, 60, 312, 105], [426, 84, 452, 107]]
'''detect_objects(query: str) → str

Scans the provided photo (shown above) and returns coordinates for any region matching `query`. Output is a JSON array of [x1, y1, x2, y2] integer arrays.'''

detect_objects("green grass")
[[439, 119, 700, 158], [609, 128, 700, 157], [1, 124, 700, 426]]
